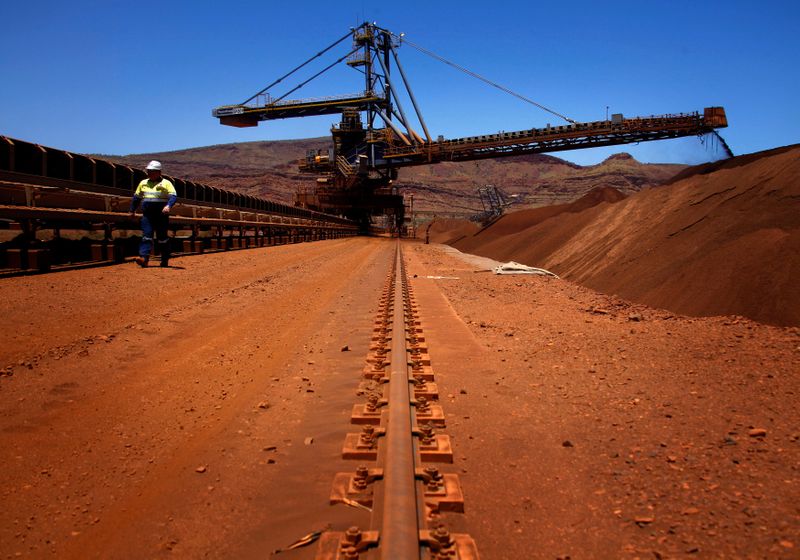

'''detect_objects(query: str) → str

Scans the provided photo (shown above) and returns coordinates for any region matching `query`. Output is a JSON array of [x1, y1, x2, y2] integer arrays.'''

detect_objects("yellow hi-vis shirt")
[[134, 178, 177, 203]]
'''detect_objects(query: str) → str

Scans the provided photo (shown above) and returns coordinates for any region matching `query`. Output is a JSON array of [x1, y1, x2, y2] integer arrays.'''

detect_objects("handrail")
[[0, 135, 355, 228]]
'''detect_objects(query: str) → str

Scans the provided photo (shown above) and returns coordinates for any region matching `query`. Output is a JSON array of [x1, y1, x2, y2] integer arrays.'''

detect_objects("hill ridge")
[[98, 138, 686, 212]]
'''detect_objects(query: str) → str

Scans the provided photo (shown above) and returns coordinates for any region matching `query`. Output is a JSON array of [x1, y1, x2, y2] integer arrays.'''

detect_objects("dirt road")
[[1, 238, 798, 559]]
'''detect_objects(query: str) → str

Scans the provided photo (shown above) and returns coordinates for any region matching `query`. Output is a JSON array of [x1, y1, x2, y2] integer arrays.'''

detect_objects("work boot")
[[135, 256, 149, 268]]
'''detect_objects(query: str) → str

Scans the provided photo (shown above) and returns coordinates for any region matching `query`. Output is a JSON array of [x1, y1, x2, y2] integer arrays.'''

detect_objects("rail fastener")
[[318, 244, 478, 559]]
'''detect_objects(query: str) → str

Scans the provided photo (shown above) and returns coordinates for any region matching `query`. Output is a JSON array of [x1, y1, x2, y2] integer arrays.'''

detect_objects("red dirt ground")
[[433, 145, 800, 327], [1, 237, 798, 559]]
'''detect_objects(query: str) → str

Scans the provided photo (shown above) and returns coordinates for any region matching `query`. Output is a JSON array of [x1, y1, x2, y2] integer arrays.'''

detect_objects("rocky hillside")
[[98, 139, 330, 203], [400, 152, 681, 212], [100, 138, 685, 213]]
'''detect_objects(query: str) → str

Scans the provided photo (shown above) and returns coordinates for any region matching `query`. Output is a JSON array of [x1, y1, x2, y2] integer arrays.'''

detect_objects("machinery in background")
[[472, 185, 515, 224], [214, 23, 728, 231]]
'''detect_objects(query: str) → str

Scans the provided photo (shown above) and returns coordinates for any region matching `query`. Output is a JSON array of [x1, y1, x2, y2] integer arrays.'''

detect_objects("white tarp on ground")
[[492, 261, 560, 278], [434, 246, 560, 278]]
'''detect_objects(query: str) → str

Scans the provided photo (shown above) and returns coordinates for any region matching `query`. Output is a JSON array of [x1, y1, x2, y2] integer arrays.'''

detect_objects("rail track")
[[317, 243, 478, 559]]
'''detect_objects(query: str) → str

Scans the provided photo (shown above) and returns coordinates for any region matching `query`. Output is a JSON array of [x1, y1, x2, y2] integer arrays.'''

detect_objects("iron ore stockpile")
[[429, 144, 800, 327]]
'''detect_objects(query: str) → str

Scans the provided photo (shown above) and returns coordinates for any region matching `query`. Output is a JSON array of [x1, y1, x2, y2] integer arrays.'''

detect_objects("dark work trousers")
[[139, 202, 171, 263]]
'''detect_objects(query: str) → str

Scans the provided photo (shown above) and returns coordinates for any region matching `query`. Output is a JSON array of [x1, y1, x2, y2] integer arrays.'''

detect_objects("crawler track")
[[319, 243, 478, 559]]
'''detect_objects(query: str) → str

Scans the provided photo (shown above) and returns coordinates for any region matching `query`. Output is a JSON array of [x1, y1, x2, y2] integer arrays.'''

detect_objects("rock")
[[341, 345, 350, 352], [195, 466, 207, 473], [634, 516, 654, 525], [263, 446, 277, 452], [257, 401, 270, 409], [748, 428, 767, 437], [562, 440, 574, 448], [459, 389, 467, 395], [682, 507, 700, 515], [304, 437, 314, 445], [628, 313, 643, 322]]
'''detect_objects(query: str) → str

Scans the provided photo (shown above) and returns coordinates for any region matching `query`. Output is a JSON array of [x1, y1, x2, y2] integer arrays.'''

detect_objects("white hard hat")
[[145, 160, 162, 171]]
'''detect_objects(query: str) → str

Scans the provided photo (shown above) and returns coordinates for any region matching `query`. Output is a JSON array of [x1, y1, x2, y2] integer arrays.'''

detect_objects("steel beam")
[[390, 46, 432, 143]]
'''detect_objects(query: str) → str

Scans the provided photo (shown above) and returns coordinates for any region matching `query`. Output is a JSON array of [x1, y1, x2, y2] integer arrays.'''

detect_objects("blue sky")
[[1, 1, 797, 166]]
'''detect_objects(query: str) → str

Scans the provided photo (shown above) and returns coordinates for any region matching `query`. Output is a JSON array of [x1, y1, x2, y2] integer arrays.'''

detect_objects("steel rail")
[[381, 242, 421, 558], [321, 242, 477, 558], [0, 204, 357, 231], [0, 171, 350, 226]]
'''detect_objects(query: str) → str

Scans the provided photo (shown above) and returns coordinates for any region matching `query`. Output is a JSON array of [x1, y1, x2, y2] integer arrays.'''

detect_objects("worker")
[[129, 160, 177, 267]]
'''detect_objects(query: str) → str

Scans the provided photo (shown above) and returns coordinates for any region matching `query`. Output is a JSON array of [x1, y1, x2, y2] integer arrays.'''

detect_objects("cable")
[[393, 33, 576, 124], [241, 27, 359, 106], [271, 47, 361, 105]]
